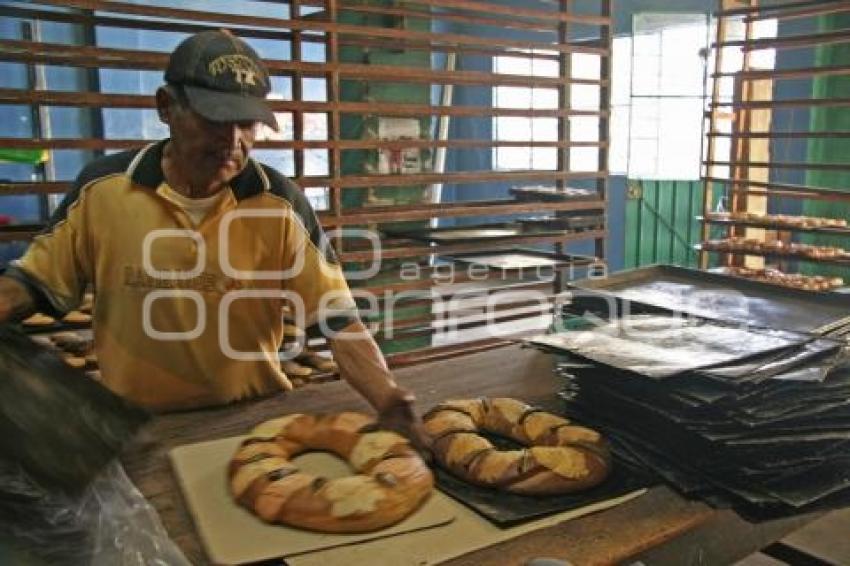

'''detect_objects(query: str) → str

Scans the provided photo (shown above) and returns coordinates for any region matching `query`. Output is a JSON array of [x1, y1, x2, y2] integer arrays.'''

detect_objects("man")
[[0, 30, 427, 449]]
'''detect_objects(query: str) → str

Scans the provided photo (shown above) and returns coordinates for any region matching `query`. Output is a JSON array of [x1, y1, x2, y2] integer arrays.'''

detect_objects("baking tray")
[[382, 222, 581, 244], [509, 186, 599, 202], [517, 214, 606, 231], [434, 434, 652, 526], [443, 248, 597, 271], [566, 264, 850, 335], [528, 315, 816, 379]]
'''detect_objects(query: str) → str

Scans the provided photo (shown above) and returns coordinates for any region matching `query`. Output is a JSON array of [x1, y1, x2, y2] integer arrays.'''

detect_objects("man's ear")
[[155, 87, 172, 125]]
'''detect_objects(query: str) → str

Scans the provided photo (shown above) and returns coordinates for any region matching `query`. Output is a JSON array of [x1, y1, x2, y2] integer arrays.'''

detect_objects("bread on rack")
[[705, 211, 848, 230], [705, 237, 848, 260], [423, 398, 611, 495], [229, 412, 433, 533], [725, 267, 844, 291]]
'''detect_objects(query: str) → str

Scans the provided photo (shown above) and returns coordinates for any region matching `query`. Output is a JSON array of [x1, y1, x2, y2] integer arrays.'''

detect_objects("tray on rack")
[[381, 221, 595, 244], [517, 214, 606, 232], [509, 186, 600, 202], [565, 264, 850, 335], [443, 248, 598, 271]]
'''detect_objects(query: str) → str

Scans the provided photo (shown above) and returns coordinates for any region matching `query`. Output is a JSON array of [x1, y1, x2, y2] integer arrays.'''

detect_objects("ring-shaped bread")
[[229, 412, 433, 532], [423, 398, 611, 495]]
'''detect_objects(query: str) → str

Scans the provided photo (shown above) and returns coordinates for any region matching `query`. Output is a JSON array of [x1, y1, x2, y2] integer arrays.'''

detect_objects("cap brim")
[[183, 85, 279, 131]]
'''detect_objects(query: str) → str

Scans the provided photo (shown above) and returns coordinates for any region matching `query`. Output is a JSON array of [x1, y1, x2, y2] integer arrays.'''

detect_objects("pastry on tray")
[[229, 412, 433, 532], [423, 397, 611, 495]]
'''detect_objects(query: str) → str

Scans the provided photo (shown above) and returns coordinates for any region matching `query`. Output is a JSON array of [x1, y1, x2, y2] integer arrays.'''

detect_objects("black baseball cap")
[[164, 30, 278, 131]]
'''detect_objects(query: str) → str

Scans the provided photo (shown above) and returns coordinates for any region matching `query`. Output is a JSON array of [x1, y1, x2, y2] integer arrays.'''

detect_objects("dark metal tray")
[[566, 264, 850, 335], [434, 432, 652, 526], [443, 248, 597, 270], [509, 186, 600, 202], [517, 215, 606, 231], [382, 221, 589, 244]]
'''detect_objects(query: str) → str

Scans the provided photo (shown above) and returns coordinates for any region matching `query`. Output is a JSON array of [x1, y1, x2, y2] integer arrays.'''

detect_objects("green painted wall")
[[339, 3, 433, 354], [801, 14, 850, 278], [624, 179, 723, 269]]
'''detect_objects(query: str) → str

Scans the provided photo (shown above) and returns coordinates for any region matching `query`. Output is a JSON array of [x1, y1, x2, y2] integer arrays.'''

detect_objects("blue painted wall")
[[435, 0, 716, 269]]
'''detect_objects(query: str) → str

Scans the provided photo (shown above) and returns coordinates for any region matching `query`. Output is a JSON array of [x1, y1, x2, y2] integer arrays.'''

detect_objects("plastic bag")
[[0, 459, 189, 566]]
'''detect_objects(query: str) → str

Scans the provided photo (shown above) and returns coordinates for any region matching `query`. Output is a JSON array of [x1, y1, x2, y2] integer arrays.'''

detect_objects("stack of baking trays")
[[528, 265, 850, 519]]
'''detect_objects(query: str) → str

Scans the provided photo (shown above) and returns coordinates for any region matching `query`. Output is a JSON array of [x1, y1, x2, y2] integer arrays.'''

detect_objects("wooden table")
[[122, 345, 817, 565]]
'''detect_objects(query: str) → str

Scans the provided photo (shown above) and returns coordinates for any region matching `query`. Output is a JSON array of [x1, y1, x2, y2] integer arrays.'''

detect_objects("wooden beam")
[[294, 170, 608, 189], [710, 97, 850, 109], [704, 177, 850, 198], [716, 0, 845, 17], [0, 40, 604, 88], [0, 5, 588, 61], [2, 171, 607, 192], [705, 160, 850, 171], [0, 137, 606, 151], [319, 198, 605, 226], [359, 0, 611, 26], [713, 65, 850, 81], [707, 130, 850, 139], [0, 181, 68, 195], [340, 230, 606, 261], [745, 1, 850, 23], [714, 29, 850, 51], [31, 0, 607, 56], [328, 1, 595, 36]]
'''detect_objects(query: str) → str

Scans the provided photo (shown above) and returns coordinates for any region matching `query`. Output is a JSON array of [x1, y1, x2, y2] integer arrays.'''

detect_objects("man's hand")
[[328, 319, 433, 461], [376, 387, 433, 462]]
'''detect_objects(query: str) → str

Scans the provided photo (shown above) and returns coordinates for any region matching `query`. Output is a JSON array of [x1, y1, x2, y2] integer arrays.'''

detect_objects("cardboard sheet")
[[289, 489, 646, 566], [170, 436, 455, 565]]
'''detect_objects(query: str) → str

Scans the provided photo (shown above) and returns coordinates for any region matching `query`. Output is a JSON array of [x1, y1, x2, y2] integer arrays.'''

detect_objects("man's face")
[[158, 88, 258, 188]]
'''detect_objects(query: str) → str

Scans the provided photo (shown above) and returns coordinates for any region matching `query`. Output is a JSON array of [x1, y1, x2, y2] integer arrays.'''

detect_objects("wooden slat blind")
[[0, 0, 611, 359]]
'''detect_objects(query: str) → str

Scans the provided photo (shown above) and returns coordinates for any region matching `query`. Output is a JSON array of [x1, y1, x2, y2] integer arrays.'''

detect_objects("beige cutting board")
[[170, 436, 455, 565], [289, 488, 647, 566]]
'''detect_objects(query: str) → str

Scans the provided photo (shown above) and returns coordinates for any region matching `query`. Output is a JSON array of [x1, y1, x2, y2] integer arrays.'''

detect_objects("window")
[[493, 54, 560, 171], [610, 13, 777, 180], [619, 13, 711, 180], [492, 50, 602, 173], [493, 14, 777, 181]]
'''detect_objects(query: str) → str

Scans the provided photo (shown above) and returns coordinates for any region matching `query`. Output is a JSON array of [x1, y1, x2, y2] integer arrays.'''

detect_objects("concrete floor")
[[735, 508, 850, 566]]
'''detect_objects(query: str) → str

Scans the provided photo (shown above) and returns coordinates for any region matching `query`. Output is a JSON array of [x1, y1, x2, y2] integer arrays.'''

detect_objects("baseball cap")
[[164, 30, 278, 131]]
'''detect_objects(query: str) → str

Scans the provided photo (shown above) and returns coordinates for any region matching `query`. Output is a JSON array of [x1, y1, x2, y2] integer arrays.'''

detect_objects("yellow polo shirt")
[[7, 141, 356, 411]]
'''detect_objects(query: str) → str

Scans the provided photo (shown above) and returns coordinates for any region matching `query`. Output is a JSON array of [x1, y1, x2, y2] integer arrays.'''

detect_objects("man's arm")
[[328, 319, 431, 456], [0, 275, 36, 323]]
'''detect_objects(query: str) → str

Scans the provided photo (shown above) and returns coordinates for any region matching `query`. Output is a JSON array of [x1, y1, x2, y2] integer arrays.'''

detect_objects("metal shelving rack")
[[700, 0, 850, 277]]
